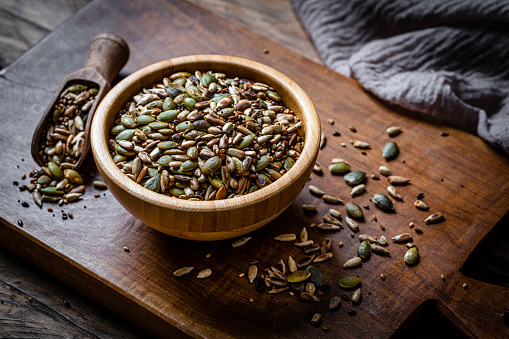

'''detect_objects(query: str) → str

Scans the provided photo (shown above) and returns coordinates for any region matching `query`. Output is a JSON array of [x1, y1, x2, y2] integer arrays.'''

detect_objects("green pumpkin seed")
[[185, 85, 202, 101], [208, 174, 224, 188], [135, 115, 155, 124], [67, 84, 87, 92], [307, 266, 323, 288], [248, 185, 260, 193], [40, 187, 64, 195], [113, 154, 127, 163], [158, 141, 178, 150], [180, 159, 198, 171], [344, 171, 365, 186], [219, 107, 234, 118], [148, 168, 159, 177], [404, 247, 419, 265], [170, 72, 191, 80], [163, 97, 176, 111], [169, 186, 184, 196], [158, 128, 173, 134], [287, 270, 311, 283], [201, 73, 216, 87], [121, 116, 137, 128], [357, 241, 371, 260], [339, 276, 361, 289], [346, 203, 363, 218], [202, 156, 222, 175], [157, 155, 173, 166], [255, 155, 270, 171], [110, 124, 126, 135], [63, 169, 83, 184], [174, 93, 188, 106], [236, 134, 255, 149], [329, 162, 350, 174], [116, 129, 136, 141], [256, 173, 272, 188], [373, 193, 395, 211], [52, 106, 62, 122], [147, 100, 163, 110], [169, 168, 193, 176], [48, 162, 63, 180], [187, 146, 199, 159], [267, 91, 281, 101], [158, 110, 179, 122], [183, 97, 196, 110], [284, 157, 295, 170], [383, 141, 399, 160], [144, 174, 161, 192], [116, 144, 135, 156], [37, 175, 52, 185], [288, 282, 305, 292], [148, 121, 168, 129], [176, 121, 194, 132]]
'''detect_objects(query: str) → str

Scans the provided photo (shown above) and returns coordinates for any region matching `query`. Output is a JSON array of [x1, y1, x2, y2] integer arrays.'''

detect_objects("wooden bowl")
[[91, 55, 320, 241]]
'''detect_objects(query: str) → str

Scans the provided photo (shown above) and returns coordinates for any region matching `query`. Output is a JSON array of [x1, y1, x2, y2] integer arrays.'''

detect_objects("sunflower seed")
[[343, 257, 362, 268], [300, 227, 308, 242], [295, 240, 314, 247], [288, 256, 297, 272], [310, 313, 322, 326], [352, 288, 362, 304], [320, 238, 332, 254], [322, 195, 343, 204], [359, 234, 377, 243], [379, 165, 392, 176], [329, 209, 342, 219], [300, 292, 320, 302], [323, 215, 342, 226], [270, 266, 286, 280], [378, 235, 388, 245], [353, 140, 370, 149], [313, 164, 322, 174], [387, 126, 402, 137], [32, 190, 42, 208], [318, 280, 332, 295], [274, 234, 296, 242], [248, 265, 258, 283], [387, 186, 403, 201], [388, 175, 411, 185], [371, 244, 391, 256], [308, 185, 325, 197], [317, 223, 341, 231], [345, 217, 359, 231], [329, 296, 341, 310], [196, 268, 212, 278], [320, 133, 326, 149], [232, 237, 251, 247], [313, 252, 333, 263], [277, 259, 286, 275], [268, 277, 287, 286], [306, 283, 316, 295], [424, 212, 444, 224], [268, 286, 289, 294], [414, 200, 429, 210], [392, 233, 413, 242], [173, 266, 194, 276], [297, 255, 315, 267], [350, 184, 366, 197], [304, 244, 320, 254]]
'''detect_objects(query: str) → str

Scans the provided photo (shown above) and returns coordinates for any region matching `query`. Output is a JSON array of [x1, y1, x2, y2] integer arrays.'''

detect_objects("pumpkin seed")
[[387, 186, 403, 201], [287, 270, 311, 283], [158, 110, 179, 122], [174, 267, 194, 276], [414, 200, 429, 210], [387, 126, 402, 137], [424, 212, 444, 224], [404, 247, 419, 265], [288, 281, 304, 292], [388, 175, 411, 185], [202, 156, 222, 175], [232, 237, 251, 248], [343, 257, 362, 268], [379, 165, 392, 176], [47, 162, 63, 180], [274, 234, 296, 242], [283, 156, 295, 170], [307, 266, 323, 288], [357, 241, 371, 260], [41, 187, 64, 195], [196, 268, 212, 278], [373, 193, 395, 211], [144, 174, 161, 192], [344, 171, 366, 186], [38, 175, 52, 185], [383, 141, 399, 159], [329, 162, 350, 174], [63, 169, 83, 184], [339, 276, 361, 289], [352, 288, 362, 304], [346, 203, 363, 218], [329, 296, 341, 311], [345, 217, 359, 231], [318, 280, 332, 295], [350, 184, 365, 197]]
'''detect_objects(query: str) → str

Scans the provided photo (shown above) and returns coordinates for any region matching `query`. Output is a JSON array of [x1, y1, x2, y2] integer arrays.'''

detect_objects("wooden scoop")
[[31, 33, 129, 170]]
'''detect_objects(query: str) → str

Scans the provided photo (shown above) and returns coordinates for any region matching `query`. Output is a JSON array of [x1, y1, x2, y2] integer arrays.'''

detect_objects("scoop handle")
[[83, 33, 129, 85]]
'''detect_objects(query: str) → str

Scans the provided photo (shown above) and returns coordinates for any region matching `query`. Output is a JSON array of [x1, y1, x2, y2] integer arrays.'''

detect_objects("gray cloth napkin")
[[291, 0, 509, 153]]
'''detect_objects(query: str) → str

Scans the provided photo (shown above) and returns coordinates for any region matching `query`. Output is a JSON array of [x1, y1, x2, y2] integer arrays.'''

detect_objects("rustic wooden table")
[[0, 0, 508, 338]]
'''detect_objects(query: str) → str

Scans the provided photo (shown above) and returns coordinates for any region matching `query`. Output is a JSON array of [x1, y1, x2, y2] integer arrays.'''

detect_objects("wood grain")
[[0, 0, 508, 338]]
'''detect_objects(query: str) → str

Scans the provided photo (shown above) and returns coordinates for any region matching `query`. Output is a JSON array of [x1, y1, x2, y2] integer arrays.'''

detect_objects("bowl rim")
[[91, 54, 320, 212]]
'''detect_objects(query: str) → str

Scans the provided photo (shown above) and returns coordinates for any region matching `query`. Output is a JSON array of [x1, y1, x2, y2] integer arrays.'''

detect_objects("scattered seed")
[[348, 126, 357, 133], [414, 227, 423, 234], [341, 142, 346, 147], [387, 186, 403, 201], [332, 131, 340, 136], [341, 294, 350, 302], [92, 180, 107, 188], [21, 201, 30, 208], [387, 126, 402, 137], [297, 256, 315, 268], [309, 222, 316, 228], [304, 244, 320, 254], [329, 161, 350, 174], [380, 274, 386, 281], [17, 219, 23, 227], [174, 267, 194, 276], [322, 195, 343, 204], [300, 291, 320, 302], [406, 243, 416, 248], [348, 310, 357, 316], [350, 184, 366, 197], [351, 288, 362, 304], [123, 246, 130, 252], [378, 235, 388, 245], [345, 217, 359, 231], [346, 203, 363, 218], [353, 140, 370, 149], [288, 256, 297, 272], [329, 209, 341, 219], [317, 280, 331, 295], [371, 244, 391, 256], [313, 252, 333, 263], [295, 240, 314, 247], [379, 166, 392, 177], [302, 204, 318, 211], [359, 234, 377, 243], [239, 273, 245, 278], [274, 234, 296, 242], [327, 119, 334, 125], [357, 241, 371, 260], [320, 238, 331, 254], [248, 265, 258, 283], [232, 236, 251, 248], [463, 283, 468, 289], [310, 313, 322, 326], [380, 225, 385, 231], [313, 164, 323, 174], [320, 133, 326, 149], [316, 223, 341, 231], [306, 266, 324, 288], [308, 185, 325, 197], [392, 233, 412, 243], [323, 215, 342, 226], [409, 222, 414, 228], [388, 175, 411, 185], [343, 257, 362, 268], [404, 247, 419, 265], [417, 193, 425, 200], [269, 286, 289, 294], [344, 171, 366, 186], [373, 193, 395, 211], [306, 282, 316, 295], [339, 242, 344, 247], [414, 200, 429, 210], [441, 274, 445, 281], [300, 227, 308, 242], [424, 212, 444, 224], [382, 141, 399, 159], [196, 269, 212, 279], [339, 276, 361, 289]]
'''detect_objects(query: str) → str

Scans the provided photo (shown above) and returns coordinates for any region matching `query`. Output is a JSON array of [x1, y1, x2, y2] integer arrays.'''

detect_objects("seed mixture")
[[18, 84, 101, 209], [109, 70, 304, 200]]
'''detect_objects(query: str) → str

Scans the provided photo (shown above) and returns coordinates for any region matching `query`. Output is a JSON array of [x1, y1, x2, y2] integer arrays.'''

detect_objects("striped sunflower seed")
[[173, 266, 194, 276]]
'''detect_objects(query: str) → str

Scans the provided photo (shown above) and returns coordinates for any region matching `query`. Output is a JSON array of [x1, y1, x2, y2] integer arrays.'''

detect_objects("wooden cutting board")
[[0, 0, 508, 337]]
